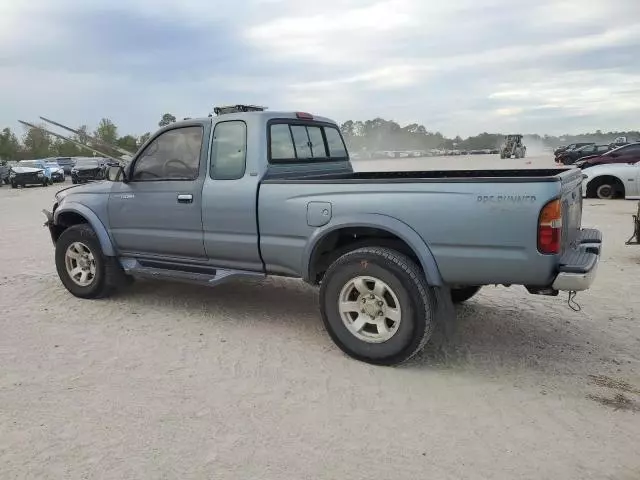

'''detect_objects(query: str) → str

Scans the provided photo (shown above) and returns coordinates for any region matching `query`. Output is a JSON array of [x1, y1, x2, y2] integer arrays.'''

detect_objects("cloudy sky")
[[1, 0, 639, 137]]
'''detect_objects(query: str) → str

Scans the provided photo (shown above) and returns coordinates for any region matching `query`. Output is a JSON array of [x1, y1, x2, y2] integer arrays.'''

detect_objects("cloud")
[[1, 0, 639, 137]]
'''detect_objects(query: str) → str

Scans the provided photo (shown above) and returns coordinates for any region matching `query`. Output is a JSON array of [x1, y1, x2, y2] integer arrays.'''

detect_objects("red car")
[[575, 143, 640, 169]]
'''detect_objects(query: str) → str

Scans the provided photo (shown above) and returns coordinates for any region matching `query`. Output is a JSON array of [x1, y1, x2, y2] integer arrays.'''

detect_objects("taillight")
[[295, 112, 314, 120], [538, 199, 562, 254]]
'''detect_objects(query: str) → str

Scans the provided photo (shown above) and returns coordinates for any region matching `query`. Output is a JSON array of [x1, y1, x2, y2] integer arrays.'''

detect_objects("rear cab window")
[[268, 120, 348, 163]]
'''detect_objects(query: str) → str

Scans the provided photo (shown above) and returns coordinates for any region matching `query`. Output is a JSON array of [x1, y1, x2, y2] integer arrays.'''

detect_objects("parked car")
[[554, 142, 594, 157], [10, 160, 52, 188], [43, 107, 602, 366], [575, 143, 640, 169], [71, 157, 106, 184], [556, 144, 612, 165], [55, 157, 76, 175], [0, 161, 10, 186], [45, 160, 65, 183], [581, 161, 640, 199]]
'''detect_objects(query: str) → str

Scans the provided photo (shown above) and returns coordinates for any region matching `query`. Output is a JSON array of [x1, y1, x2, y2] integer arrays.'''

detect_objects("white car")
[[581, 161, 640, 200]]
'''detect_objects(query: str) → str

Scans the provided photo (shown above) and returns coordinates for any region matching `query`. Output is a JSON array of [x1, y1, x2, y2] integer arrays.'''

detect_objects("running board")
[[119, 258, 265, 287]]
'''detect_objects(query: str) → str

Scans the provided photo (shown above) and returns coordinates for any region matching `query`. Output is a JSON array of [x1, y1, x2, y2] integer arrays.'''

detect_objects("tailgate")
[[559, 168, 584, 252]]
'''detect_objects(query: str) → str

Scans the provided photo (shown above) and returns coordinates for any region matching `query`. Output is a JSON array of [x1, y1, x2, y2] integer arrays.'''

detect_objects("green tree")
[[22, 126, 52, 158], [94, 118, 118, 146], [117, 135, 138, 153], [139, 132, 152, 145], [0, 127, 21, 160], [158, 113, 176, 127]]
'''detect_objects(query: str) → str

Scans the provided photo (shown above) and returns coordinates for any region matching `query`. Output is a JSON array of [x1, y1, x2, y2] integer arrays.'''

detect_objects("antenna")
[[18, 120, 123, 163], [39, 116, 135, 156]]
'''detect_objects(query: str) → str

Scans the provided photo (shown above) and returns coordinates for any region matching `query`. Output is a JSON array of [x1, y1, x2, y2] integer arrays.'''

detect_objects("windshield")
[[603, 145, 626, 156], [19, 161, 41, 168], [45, 162, 59, 168], [75, 159, 99, 167]]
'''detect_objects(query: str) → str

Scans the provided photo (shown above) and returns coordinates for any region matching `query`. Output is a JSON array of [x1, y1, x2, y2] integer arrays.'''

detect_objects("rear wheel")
[[320, 247, 435, 366], [451, 286, 481, 303]]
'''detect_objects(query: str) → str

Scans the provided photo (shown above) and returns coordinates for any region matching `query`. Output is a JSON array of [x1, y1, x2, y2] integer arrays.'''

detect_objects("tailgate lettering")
[[477, 195, 537, 203]]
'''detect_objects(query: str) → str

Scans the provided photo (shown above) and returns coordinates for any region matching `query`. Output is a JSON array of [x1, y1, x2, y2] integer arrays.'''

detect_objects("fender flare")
[[53, 202, 116, 256], [302, 213, 443, 286]]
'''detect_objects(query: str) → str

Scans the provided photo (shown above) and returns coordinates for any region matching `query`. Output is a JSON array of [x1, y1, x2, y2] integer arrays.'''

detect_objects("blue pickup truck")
[[43, 106, 602, 365]]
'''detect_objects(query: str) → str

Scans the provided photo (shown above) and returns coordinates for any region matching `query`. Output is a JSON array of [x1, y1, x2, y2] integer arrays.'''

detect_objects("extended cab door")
[[108, 123, 209, 259], [201, 119, 263, 271]]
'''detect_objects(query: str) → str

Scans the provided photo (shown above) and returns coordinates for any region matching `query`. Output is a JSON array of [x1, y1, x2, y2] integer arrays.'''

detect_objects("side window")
[[131, 126, 203, 181], [270, 124, 296, 160], [597, 145, 610, 153], [211, 121, 247, 180], [325, 127, 348, 158], [621, 145, 640, 155]]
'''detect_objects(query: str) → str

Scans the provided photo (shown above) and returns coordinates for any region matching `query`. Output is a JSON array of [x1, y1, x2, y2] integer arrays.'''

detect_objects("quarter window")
[[131, 126, 203, 181], [211, 121, 247, 180]]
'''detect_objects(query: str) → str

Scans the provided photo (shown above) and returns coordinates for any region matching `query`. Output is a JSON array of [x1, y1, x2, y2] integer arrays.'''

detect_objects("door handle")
[[177, 194, 193, 204]]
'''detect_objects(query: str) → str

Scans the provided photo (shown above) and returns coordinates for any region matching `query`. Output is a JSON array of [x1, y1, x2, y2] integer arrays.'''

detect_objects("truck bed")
[[263, 167, 575, 183], [258, 166, 584, 286]]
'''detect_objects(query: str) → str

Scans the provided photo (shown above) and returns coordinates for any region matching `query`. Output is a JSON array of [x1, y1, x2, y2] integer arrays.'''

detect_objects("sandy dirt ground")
[[1, 155, 639, 480]]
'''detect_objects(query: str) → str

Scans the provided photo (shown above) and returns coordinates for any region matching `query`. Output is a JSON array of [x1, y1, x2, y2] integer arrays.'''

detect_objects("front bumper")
[[52, 172, 64, 181], [12, 174, 46, 185], [42, 209, 57, 244], [551, 228, 602, 291]]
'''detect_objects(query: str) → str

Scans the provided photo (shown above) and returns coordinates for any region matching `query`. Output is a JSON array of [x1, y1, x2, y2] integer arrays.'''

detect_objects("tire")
[[596, 182, 620, 200], [11, 181, 17, 189], [55, 224, 125, 299], [451, 286, 481, 304], [319, 247, 435, 366], [72, 179, 77, 184]]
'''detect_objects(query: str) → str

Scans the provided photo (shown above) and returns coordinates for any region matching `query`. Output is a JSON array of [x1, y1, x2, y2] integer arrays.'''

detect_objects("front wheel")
[[451, 286, 481, 303], [320, 247, 435, 366], [55, 224, 125, 299]]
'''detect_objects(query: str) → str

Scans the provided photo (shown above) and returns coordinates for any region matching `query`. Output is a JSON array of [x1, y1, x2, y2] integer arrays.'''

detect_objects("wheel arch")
[[303, 214, 443, 286], [585, 174, 626, 198], [53, 203, 116, 256]]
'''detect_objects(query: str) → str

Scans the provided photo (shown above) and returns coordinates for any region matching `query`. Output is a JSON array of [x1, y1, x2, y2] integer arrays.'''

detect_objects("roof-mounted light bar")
[[213, 105, 267, 116]]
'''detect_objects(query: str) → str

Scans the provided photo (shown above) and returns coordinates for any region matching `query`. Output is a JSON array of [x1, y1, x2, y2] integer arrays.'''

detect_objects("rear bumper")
[[551, 228, 602, 291]]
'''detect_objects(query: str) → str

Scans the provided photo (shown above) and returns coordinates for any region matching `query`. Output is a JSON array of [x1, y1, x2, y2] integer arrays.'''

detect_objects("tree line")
[[1, 113, 637, 161], [340, 118, 640, 153], [0, 113, 177, 162]]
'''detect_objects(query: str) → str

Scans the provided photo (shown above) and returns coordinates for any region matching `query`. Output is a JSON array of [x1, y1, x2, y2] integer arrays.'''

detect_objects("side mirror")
[[106, 165, 127, 182]]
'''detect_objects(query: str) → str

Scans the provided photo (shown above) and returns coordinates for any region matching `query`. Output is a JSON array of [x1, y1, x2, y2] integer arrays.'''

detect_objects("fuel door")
[[307, 202, 332, 227]]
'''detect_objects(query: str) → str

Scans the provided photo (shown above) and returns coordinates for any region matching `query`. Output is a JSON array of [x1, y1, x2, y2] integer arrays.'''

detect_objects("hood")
[[578, 155, 600, 163], [74, 164, 102, 171], [47, 166, 63, 173], [55, 180, 112, 201], [11, 166, 43, 174]]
